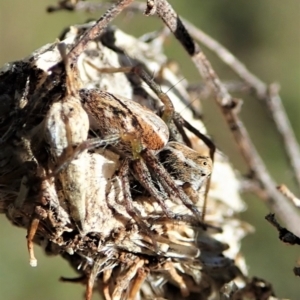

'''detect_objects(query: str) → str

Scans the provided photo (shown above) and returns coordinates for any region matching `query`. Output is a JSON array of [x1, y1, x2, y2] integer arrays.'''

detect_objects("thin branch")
[[182, 18, 300, 190], [149, 0, 300, 236], [47, 1, 105, 13], [187, 80, 251, 98], [67, 0, 134, 69], [277, 184, 300, 208], [47, 0, 145, 14], [239, 178, 270, 201], [265, 213, 300, 245]]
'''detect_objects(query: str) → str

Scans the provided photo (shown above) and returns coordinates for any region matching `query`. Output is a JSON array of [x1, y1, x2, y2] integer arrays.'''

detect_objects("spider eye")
[[203, 161, 207, 166]]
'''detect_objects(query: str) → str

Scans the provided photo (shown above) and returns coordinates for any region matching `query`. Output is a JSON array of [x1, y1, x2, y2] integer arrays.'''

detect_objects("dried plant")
[[0, 1, 299, 299]]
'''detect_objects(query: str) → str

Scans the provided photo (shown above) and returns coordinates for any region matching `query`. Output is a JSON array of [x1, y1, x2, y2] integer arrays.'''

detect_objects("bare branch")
[[239, 178, 269, 201], [265, 213, 300, 245], [67, 0, 134, 68], [47, 0, 146, 14], [47, 1, 107, 13], [277, 184, 300, 208], [188, 80, 251, 97], [182, 19, 300, 189]]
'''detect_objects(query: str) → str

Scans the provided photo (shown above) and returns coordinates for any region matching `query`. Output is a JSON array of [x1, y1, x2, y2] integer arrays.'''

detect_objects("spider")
[[78, 73, 211, 223], [43, 0, 213, 232]]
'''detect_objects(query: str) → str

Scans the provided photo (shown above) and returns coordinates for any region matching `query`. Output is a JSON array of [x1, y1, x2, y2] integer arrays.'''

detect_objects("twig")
[[188, 80, 251, 97], [47, 1, 106, 13], [277, 184, 300, 208], [148, 0, 300, 236], [182, 18, 300, 190], [67, 0, 134, 69], [265, 213, 300, 245], [239, 178, 269, 201], [47, 0, 145, 14], [265, 213, 300, 277], [270, 183, 300, 278]]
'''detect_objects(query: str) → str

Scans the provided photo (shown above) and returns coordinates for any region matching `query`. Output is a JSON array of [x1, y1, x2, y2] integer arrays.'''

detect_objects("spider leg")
[[173, 113, 216, 221], [81, 63, 175, 125], [51, 135, 120, 177], [174, 113, 216, 160], [119, 159, 159, 250], [131, 159, 175, 219], [141, 148, 205, 226]]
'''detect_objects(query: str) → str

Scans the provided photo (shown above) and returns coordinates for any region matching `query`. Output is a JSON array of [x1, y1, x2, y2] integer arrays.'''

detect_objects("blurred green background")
[[0, 0, 299, 299]]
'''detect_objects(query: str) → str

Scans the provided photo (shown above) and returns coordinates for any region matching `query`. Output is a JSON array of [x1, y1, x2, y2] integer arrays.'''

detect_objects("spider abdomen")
[[79, 88, 169, 152]]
